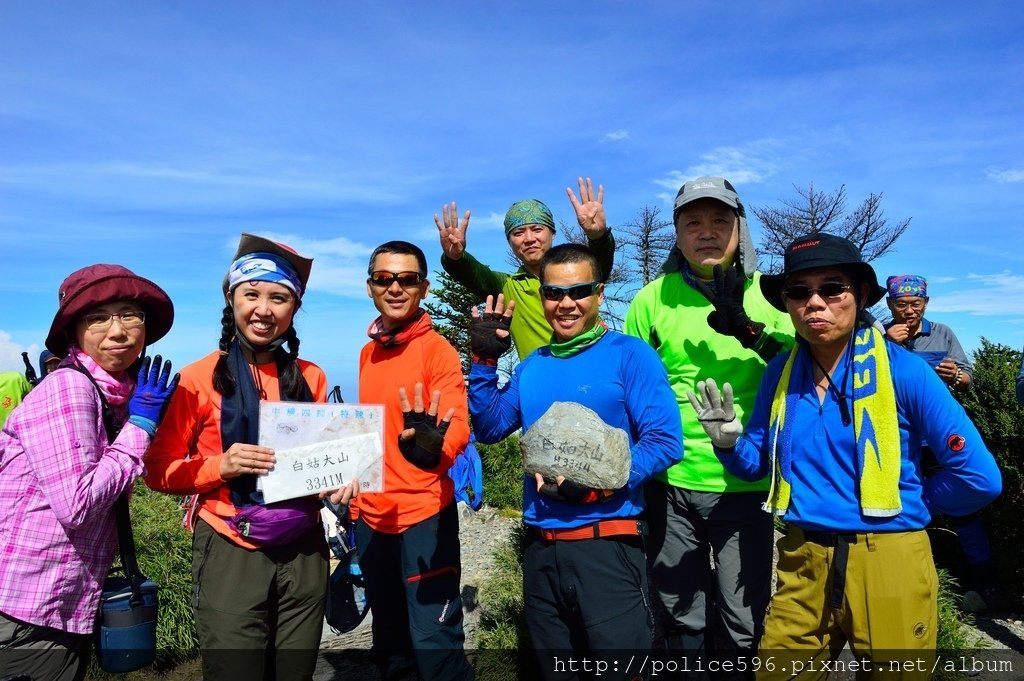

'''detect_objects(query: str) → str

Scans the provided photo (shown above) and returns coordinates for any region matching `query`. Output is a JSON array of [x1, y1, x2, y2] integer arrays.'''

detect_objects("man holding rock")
[[468, 243, 682, 679]]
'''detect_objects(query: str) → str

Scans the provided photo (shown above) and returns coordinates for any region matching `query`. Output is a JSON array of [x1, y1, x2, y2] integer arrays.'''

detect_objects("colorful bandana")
[[228, 252, 303, 298], [503, 199, 555, 236], [886, 274, 927, 299]]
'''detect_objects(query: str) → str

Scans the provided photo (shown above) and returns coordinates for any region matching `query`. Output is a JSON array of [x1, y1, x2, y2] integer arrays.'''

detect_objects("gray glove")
[[686, 378, 742, 449]]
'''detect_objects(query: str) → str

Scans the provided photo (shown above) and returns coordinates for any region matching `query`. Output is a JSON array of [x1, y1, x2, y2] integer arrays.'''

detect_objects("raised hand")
[[127, 355, 179, 435], [692, 261, 764, 349], [886, 323, 911, 344], [398, 383, 455, 470], [566, 177, 606, 239], [686, 378, 743, 449], [471, 294, 515, 363], [435, 201, 470, 260]]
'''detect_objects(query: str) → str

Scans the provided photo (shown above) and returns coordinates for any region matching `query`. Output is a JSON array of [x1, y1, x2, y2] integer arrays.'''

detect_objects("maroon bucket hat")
[[45, 264, 175, 356]]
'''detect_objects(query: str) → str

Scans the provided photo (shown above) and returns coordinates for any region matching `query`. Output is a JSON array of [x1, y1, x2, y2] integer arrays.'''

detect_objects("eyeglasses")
[[81, 311, 146, 331], [782, 283, 852, 302], [539, 282, 600, 302], [891, 300, 925, 312], [369, 271, 423, 288]]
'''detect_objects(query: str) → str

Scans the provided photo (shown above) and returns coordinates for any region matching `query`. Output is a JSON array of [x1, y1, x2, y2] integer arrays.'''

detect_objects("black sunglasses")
[[369, 271, 423, 288], [782, 282, 852, 302], [539, 282, 600, 302]]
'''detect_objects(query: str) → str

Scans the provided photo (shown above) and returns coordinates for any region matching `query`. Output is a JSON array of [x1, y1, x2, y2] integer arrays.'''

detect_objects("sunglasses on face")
[[369, 271, 423, 288], [539, 282, 600, 302], [782, 282, 852, 302]]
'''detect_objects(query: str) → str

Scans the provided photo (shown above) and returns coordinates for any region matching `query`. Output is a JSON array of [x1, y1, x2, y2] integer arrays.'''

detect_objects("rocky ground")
[[314, 504, 519, 680], [116, 505, 1021, 680]]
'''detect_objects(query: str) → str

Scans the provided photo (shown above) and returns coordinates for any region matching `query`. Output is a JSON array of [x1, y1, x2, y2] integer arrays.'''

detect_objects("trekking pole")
[[21, 352, 39, 387]]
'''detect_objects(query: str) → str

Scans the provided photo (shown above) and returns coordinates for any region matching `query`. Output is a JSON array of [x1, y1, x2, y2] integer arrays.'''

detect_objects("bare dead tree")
[[753, 183, 911, 273], [613, 205, 676, 288], [557, 221, 634, 329]]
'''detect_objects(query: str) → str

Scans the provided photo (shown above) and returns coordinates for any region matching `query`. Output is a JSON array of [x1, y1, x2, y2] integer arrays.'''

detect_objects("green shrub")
[[89, 482, 199, 678], [957, 339, 1024, 606], [935, 568, 983, 680], [477, 434, 524, 511], [474, 521, 538, 681], [128, 483, 199, 667]]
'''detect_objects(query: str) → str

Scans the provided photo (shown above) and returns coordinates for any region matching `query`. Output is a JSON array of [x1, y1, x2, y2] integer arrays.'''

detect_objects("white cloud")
[[601, 129, 630, 142], [986, 168, 1024, 183], [0, 330, 39, 374], [652, 140, 783, 194], [929, 271, 1024, 315]]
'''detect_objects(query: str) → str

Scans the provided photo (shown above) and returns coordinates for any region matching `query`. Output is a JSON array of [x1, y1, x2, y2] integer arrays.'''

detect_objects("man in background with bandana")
[[435, 177, 615, 359], [625, 176, 794, 673], [884, 274, 972, 390], [885, 274, 1005, 612]]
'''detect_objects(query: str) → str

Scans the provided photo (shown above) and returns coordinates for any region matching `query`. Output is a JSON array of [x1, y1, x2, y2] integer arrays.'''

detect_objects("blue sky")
[[2, 1, 1023, 400]]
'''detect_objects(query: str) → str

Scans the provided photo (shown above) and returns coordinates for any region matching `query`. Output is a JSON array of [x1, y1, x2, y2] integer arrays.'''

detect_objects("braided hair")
[[212, 301, 306, 400]]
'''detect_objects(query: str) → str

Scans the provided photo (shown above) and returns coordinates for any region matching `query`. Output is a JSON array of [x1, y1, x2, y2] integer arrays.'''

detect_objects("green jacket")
[[624, 270, 794, 493], [441, 231, 616, 359], [0, 371, 32, 427]]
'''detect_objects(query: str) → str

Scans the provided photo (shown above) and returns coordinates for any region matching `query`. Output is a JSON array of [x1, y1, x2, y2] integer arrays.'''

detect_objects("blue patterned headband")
[[227, 252, 303, 298]]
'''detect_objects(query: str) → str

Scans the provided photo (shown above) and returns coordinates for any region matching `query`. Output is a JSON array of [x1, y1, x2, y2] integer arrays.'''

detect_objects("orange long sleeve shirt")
[[144, 350, 327, 548], [352, 314, 469, 534]]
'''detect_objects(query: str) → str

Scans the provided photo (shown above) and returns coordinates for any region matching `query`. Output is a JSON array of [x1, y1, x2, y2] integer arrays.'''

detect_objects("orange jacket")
[[144, 350, 327, 548], [352, 313, 469, 534]]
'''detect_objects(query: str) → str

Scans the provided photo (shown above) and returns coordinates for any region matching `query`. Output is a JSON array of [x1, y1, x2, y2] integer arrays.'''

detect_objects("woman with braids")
[[145, 233, 358, 681]]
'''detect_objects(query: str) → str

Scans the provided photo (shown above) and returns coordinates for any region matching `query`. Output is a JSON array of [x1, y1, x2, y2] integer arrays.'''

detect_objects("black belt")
[[802, 530, 860, 547], [799, 529, 859, 608]]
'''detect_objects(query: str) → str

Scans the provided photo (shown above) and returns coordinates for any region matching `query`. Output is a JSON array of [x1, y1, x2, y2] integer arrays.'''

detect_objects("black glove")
[[470, 312, 512, 362], [692, 262, 764, 349], [537, 477, 614, 504], [398, 410, 450, 470]]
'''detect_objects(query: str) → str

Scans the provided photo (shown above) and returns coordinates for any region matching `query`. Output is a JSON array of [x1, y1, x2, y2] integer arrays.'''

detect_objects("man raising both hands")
[[436, 177, 615, 359]]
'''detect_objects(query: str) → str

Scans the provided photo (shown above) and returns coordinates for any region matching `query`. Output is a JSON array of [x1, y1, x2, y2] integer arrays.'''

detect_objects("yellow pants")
[[758, 527, 937, 681]]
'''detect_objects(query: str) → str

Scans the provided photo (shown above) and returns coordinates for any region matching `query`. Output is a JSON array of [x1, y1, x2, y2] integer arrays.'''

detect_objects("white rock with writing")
[[521, 401, 631, 489]]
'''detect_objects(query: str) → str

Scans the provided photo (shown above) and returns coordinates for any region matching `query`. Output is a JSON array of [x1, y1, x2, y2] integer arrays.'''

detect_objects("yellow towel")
[[765, 325, 902, 517]]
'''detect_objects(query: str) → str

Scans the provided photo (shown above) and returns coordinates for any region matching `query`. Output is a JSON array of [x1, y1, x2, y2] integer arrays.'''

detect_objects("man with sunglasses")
[[435, 177, 614, 359], [468, 244, 682, 680], [354, 240, 475, 681], [884, 274, 1005, 612], [688, 234, 1001, 675], [624, 177, 794, 671]]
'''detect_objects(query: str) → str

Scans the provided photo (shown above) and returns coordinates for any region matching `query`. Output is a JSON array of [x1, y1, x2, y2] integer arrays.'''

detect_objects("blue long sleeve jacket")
[[717, 340, 1001, 532], [469, 331, 683, 530]]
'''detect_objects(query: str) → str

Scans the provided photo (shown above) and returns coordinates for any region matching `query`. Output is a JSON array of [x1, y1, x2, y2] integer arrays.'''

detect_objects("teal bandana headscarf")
[[504, 199, 555, 236]]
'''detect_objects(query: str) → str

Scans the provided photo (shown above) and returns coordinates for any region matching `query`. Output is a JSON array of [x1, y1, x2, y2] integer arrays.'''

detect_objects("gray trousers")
[[0, 611, 90, 681], [192, 516, 329, 681], [645, 482, 773, 653]]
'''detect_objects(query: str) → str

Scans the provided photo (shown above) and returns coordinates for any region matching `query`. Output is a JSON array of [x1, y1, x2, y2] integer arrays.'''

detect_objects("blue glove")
[[128, 355, 179, 435]]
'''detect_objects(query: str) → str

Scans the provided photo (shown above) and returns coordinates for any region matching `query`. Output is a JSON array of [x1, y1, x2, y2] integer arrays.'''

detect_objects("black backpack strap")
[[66, 365, 147, 603]]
